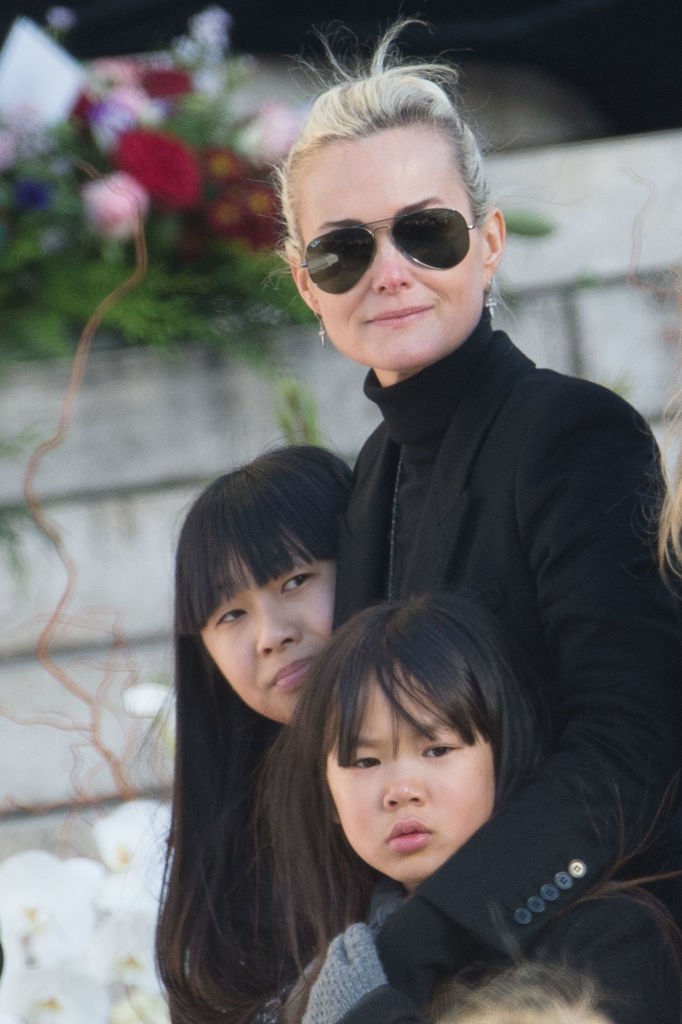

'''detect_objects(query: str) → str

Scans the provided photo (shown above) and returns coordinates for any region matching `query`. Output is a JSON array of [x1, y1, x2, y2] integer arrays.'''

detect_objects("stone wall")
[[0, 127, 680, 854]]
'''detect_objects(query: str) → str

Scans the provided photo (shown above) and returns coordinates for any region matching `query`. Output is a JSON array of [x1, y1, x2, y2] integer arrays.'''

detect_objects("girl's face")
[[291, 125, 505, 386], [200, 559, 336, 724], [326, 681, 495, 891]]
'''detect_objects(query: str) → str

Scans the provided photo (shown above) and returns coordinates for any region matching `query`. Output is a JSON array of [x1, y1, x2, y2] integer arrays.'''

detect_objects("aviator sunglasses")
[[301, 207, 475, 294]]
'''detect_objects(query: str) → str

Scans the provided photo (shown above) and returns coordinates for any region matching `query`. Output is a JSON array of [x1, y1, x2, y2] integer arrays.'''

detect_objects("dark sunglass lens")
[[394, 209, 470, 269], [305, 227, 374, 293]]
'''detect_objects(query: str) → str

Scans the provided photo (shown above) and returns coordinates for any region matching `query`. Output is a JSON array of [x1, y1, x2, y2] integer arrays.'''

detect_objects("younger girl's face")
[[200, 559, 336, 724], [326, 681, 495, 891]]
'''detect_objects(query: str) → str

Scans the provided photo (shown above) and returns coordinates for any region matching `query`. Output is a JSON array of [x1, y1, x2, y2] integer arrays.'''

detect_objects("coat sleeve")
[[340, 986, 427, 1024], [371, 378, 682, 1012], [534, 892, 682, 1024]]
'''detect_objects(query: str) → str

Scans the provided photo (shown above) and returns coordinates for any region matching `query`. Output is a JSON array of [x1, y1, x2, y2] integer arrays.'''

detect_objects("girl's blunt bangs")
[[174, 446, 352, 634], [327, 599, 497, 768], [307, 594, 545, 809]]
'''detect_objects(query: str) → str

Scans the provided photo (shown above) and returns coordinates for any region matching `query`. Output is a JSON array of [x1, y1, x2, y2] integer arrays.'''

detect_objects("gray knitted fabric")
[[302, 922, 388, 1024]]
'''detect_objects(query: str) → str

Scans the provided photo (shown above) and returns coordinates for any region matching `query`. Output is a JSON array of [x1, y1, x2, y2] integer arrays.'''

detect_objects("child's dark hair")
[[175, 443, 352, 634], [156, 445, 352, 1024], [264, 591, 548, 972]]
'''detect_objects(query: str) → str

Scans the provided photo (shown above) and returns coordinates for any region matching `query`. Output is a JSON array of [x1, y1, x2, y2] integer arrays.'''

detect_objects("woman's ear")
[[481, 207, 506, 279], [290, 261, 322, 318]]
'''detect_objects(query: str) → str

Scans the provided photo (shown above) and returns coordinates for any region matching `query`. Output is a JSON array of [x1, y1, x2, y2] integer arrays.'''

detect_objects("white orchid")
[[122, 682, 170, 718], [110, 990, 170, 1024], [93, 798, 169, 875], [0, 968, 110, 1024], [87, 911, 160, 994], [0, 851, 105, 972]]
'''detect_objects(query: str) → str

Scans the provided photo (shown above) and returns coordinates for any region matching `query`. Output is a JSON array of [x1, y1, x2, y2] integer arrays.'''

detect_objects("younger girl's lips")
[[387, 819, 432, 854], [273, 659, 310, 692]]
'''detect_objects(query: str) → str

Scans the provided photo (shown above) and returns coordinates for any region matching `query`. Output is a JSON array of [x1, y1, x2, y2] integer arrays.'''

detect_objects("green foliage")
[[503, 210, 556, 238], [275, 377, 323, 445]]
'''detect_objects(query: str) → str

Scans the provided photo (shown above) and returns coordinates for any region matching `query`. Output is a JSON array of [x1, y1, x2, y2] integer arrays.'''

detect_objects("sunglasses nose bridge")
[[366, 219, 402, 261]]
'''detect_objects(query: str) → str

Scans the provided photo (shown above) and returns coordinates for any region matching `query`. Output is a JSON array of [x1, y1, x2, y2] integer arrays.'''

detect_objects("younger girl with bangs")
[[154, 445, 352, 1024], [265, 593, 681, 1024]]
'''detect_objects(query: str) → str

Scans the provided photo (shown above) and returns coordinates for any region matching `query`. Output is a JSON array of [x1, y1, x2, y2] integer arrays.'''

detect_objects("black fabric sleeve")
[[534, 893, 682, 1024], [341, 984, 427, 1024]]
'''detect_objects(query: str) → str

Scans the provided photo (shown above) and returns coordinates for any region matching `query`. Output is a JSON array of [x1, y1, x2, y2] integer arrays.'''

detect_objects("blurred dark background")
[[1, 0, 680, 140]]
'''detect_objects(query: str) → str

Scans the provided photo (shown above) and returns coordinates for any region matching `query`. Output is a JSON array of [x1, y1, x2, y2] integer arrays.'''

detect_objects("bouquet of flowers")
[[0, 6, 310, 363]]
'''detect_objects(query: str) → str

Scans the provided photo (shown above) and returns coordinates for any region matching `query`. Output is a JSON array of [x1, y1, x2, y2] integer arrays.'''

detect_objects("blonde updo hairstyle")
[[275, 20, 494, 267]]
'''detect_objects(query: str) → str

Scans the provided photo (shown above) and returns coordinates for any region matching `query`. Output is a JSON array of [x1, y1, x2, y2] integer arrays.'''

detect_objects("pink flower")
[[245, 102, 306, 165], [82, 172, 149, 239], [89, 57, 143, 89], [105, 85, 154, 120]]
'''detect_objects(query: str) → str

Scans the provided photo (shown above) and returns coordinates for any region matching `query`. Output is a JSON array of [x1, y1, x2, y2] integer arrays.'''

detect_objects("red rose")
[[142, 68, 193, 99], [115, 128, 201, 210]]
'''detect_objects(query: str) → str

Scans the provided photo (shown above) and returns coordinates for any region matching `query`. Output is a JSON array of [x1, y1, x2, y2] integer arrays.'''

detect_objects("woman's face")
[[200, 559, 336, 724], [326, 682, 495, 891], [291, 126, 505, 386]]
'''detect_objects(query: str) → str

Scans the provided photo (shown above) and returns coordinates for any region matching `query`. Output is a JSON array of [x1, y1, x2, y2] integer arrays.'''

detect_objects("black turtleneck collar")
[[363, 310, 494, 446]]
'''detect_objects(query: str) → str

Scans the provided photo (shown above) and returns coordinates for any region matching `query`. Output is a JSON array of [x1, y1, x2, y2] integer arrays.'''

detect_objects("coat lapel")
[[402, 333, 535, 594], [333, 427, 399, 625]]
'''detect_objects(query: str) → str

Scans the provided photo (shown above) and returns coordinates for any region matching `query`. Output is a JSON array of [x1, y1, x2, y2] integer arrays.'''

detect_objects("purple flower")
[[188, 6, 232, 58], [14, 179, 53, 211], [46, 6, 77, 32]]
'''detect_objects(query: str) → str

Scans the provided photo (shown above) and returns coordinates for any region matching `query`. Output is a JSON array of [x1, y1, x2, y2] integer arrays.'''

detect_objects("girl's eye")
[[283, 572, 311, 592], [424, 745, 453, 759], [217, 607, 245, 626], [352, 756, 380, 769]]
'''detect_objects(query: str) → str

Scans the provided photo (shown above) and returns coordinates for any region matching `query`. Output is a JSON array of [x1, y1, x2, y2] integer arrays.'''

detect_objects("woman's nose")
[[370, 227, 412, 293]]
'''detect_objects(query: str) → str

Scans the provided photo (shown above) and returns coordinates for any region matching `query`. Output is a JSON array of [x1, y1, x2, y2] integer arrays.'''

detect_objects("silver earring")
[[485, 281, 497, 314], [317, 317, 326, 347]]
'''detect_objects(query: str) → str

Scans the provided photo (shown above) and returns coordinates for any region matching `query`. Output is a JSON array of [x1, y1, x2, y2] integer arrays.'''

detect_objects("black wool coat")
[[344, 891, 682, 1024], [334, 328, 682, 1014]]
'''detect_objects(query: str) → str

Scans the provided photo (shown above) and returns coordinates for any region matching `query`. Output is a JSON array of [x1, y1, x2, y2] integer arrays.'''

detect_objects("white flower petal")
[[0, 968, 109, 1024], [87, 912, 159, 992], [92, 800, 169, 873], [122, 682, 170, 717], [110, 990, 170, 1024], [0, 852, 105, 971]]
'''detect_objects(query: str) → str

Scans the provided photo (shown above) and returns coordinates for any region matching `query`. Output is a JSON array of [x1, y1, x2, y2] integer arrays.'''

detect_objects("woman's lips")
[[387, 819, 432, 853], [273, 659, 310, 691], [369, 305, 431, 326]]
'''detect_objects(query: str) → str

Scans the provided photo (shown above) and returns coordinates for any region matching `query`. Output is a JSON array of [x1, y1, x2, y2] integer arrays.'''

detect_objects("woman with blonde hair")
[[274, 19, 682, 1021]]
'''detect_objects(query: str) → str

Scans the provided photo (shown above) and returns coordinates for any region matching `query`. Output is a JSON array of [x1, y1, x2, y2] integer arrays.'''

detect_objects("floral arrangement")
[[0, 6, 310, 363], [0, 799, 171, 1023]]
